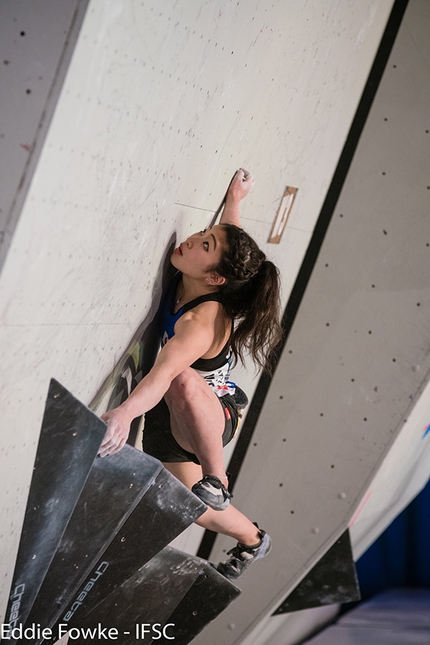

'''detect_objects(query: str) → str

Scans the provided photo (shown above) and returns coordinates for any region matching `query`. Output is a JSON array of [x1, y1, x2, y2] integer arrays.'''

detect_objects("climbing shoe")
[[217, 524, 272, 579], [191, 474, 232, 511]]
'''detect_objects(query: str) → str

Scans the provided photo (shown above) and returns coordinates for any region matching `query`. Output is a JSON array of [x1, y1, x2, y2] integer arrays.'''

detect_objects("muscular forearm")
[[220, 195, 242, 227], [219, 168, 253, 227], [118, 364, 172, 422], [98, 364, 173, 457]]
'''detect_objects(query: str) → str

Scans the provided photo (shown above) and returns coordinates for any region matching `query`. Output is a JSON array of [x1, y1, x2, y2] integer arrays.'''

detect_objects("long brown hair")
[[212, 224, 283, 373]]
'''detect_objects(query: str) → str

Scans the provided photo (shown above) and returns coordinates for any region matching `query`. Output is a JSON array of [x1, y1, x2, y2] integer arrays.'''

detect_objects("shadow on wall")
[[89, 234, 177, 445]]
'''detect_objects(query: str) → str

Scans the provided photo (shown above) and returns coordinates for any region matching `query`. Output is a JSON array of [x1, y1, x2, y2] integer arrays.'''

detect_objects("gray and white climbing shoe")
[[191, 475, 232, 511], [217, 524, 272, 579]]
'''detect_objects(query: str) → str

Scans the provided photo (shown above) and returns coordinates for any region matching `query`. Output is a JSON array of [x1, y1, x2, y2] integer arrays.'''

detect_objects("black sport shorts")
[[143, 394, 239, 465]]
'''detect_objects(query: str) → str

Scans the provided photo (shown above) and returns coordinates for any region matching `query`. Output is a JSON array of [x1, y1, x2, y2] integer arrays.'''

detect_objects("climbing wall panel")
[[199, 1, 430, 643], [0, 0, 394, 628]]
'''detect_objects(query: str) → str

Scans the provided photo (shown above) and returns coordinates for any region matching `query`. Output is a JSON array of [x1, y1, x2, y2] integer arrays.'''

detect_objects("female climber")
[[99, 168, 283, 579]]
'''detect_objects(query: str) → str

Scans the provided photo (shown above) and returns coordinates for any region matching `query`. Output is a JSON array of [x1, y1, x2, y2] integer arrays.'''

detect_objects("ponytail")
[[213, 224, 283, 373]]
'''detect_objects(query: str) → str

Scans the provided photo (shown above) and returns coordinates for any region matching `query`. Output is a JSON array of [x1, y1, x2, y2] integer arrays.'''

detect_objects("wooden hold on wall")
[[268, 186, 298, 244]]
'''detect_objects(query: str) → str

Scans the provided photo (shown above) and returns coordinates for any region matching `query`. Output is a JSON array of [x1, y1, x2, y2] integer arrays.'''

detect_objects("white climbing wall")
[[0, 0, 90, 268], [201, 1, 430, 643], [3, 4, 423, 645]]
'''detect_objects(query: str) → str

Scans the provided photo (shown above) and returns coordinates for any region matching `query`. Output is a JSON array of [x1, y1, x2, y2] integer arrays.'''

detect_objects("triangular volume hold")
[[6, 379, 107, 637], [273, 530, 360, 614], [66, 547, 241, 645]]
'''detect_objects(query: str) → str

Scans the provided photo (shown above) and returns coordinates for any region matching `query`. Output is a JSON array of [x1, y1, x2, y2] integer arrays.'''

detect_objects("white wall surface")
[[200, 1, 430, 643], [348, 0, 430, 559], [0, 0, 394, 632], [0, 0, 90, 268]]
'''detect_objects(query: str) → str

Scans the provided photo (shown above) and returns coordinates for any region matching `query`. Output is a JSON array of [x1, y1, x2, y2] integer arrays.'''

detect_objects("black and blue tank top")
[[158, 272, 234, 395]]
